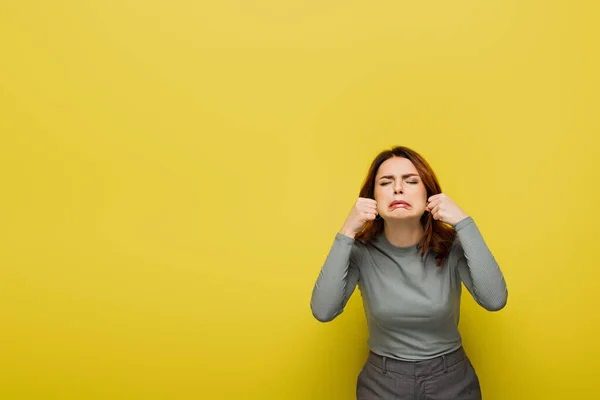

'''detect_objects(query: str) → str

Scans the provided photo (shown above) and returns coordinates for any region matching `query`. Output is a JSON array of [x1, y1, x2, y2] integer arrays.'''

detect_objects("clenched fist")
[[340, 198, 378, 238], [425, 193, 469, 227]]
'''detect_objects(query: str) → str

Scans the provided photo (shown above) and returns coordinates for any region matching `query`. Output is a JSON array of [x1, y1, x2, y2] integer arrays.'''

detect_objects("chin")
[[385, 213, 417, 220]]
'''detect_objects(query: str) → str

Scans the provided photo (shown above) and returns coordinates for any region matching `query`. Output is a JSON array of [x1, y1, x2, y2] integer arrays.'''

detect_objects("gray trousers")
[[356, 347, 482, 400]]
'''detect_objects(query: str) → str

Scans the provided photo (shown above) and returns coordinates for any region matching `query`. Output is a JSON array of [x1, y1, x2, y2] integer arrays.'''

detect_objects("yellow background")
[[1, 1, 598, 399]]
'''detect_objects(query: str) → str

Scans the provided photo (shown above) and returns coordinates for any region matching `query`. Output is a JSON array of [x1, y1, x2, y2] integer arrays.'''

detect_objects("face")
[[373, 157, 428, 220]]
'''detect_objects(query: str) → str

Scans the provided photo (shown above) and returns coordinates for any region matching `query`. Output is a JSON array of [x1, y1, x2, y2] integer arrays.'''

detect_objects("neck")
[[383, 218, 425, 247]]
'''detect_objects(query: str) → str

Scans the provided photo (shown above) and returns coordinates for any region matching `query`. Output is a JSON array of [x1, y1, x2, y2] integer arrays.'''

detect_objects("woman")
[[310, 146, 507, 400]]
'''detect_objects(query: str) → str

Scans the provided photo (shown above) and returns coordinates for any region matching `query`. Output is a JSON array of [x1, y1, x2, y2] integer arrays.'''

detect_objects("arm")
[[454, 217, 508, 311], [310, 233, 362, 322]]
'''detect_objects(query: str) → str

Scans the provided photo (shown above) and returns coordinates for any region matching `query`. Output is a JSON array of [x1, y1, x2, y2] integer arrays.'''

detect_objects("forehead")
[[376, 157, 418, 177]]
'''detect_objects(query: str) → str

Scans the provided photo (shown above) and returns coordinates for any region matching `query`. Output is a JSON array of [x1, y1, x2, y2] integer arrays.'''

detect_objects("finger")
[[428, 194, 441, 203], [435, 209, 447, 221], [359, 207, 378, 216], [362, 212, 377, 221], [426, 200, 439, 211], [360, 200, 377, 210], [359, 198, 377, 205]]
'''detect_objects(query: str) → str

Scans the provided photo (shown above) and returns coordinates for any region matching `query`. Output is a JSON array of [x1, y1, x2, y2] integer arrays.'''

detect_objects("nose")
[[394, 181, 404, 194]]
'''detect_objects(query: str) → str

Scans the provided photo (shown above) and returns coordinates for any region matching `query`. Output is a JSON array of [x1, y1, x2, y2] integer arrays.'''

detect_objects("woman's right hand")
[[340, 198, 378, 238]]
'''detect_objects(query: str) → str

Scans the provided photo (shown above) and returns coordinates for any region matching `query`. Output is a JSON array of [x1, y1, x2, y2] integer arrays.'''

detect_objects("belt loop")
[[382, 356, 387, 374], [442, 355, 448, 373]]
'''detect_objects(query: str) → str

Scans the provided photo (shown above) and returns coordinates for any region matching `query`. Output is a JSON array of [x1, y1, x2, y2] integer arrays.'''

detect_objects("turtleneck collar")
[[374, 231, 421, 256]]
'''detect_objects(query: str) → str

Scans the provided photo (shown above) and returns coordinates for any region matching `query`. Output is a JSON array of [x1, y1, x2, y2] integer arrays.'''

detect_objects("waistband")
[[367, 346, 466, 377]]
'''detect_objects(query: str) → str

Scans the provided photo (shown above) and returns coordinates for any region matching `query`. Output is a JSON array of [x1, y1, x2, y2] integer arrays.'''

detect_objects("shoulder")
[[451, 234, 463, 252], [334, 232, 367, 261], [449, 233, 466, 266], [351, 236, 369, 257], [450, 217, 477, 252]]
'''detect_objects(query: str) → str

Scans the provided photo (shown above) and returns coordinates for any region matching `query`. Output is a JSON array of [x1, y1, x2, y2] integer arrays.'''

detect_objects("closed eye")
[[380, 180, 418, 186]]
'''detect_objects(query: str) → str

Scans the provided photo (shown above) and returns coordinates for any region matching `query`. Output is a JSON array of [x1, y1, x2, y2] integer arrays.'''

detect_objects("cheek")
[[373, 187, 388, 206], [414, 186, 428, 204]]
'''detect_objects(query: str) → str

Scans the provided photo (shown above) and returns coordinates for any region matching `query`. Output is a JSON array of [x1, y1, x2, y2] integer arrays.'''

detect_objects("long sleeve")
[[454, 216, 508, 311], [310, 232, 362, 322]]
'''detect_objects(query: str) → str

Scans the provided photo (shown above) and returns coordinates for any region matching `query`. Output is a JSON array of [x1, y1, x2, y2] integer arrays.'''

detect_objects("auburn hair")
[[355, 146, 456, 267]]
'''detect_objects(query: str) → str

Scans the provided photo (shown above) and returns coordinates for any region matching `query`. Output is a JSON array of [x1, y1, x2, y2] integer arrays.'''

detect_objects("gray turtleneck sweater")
[[310, 216, 508, 361]]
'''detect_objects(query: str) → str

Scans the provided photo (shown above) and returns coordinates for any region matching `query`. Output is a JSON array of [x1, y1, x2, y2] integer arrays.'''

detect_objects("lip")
[[389, 200, 411, 209]]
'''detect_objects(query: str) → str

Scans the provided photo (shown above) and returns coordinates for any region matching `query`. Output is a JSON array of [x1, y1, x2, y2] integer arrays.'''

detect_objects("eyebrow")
[[378, 174, 419, 180]]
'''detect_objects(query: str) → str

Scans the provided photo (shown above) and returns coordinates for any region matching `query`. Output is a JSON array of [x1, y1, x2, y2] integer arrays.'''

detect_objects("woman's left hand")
[[425, 194, 469, 227]]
